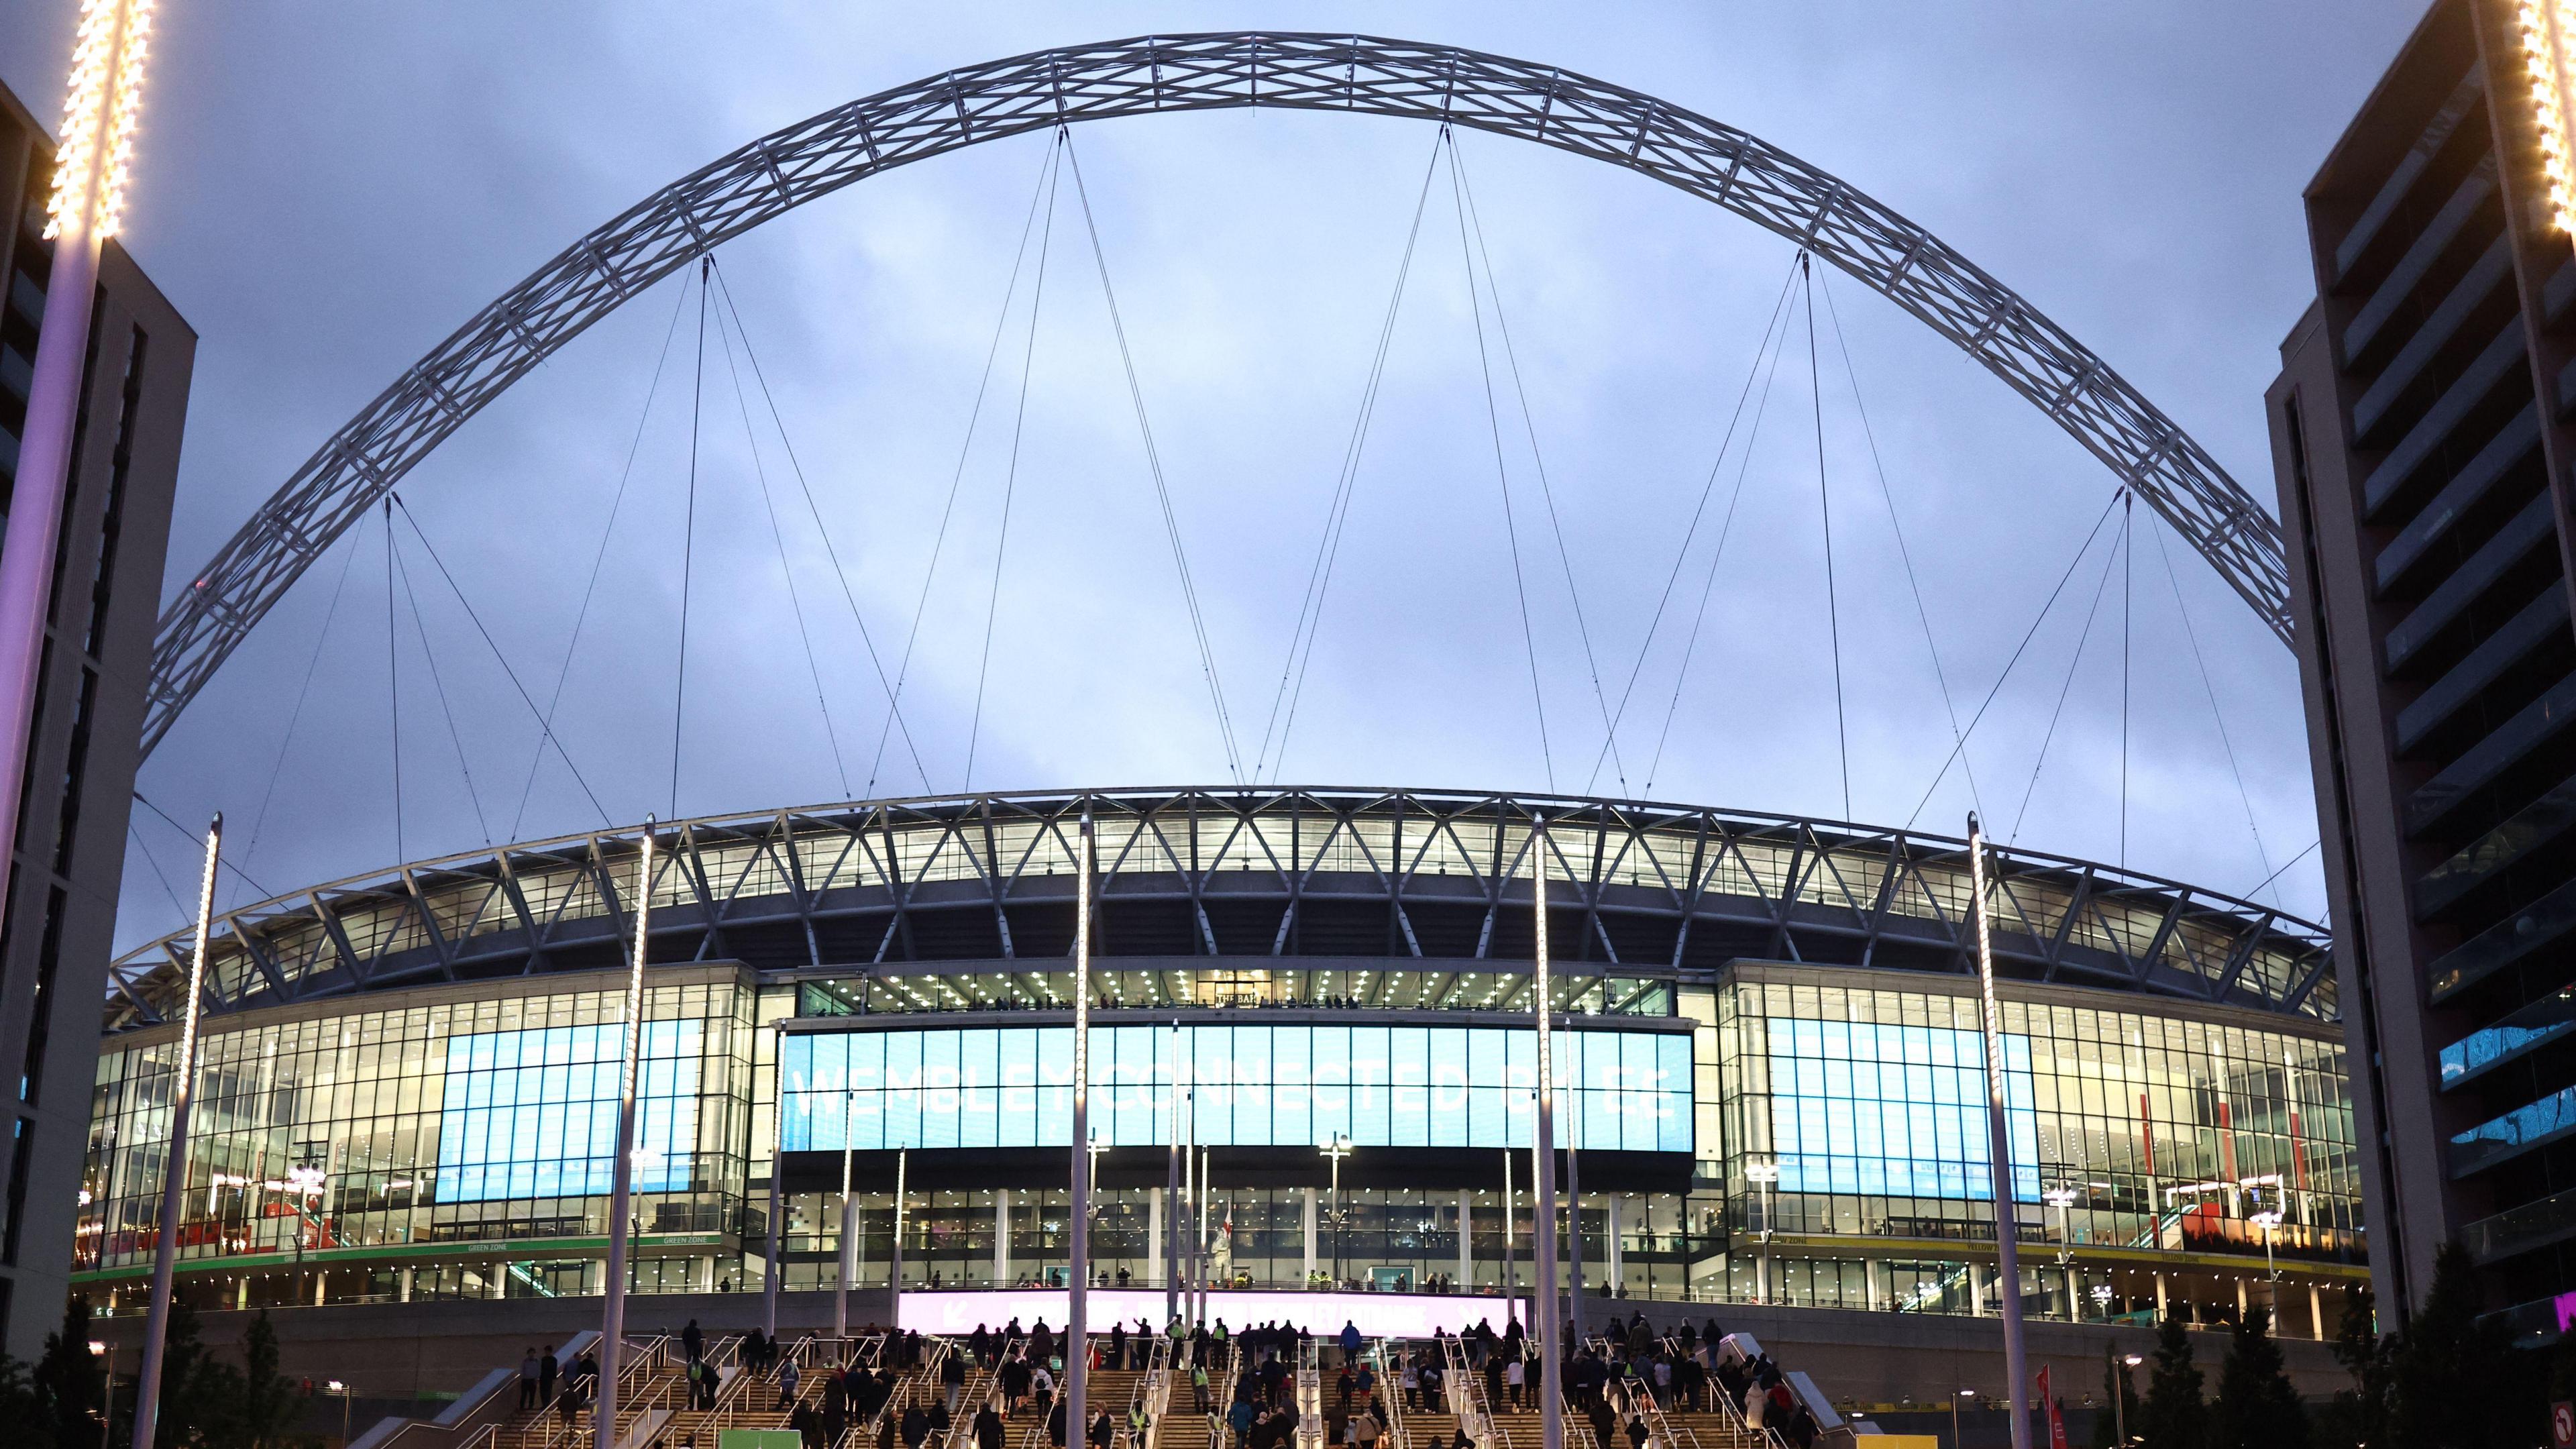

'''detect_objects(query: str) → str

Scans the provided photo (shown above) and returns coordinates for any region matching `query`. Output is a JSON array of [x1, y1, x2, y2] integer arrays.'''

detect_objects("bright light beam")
[[2522, 1, 2576, 233]]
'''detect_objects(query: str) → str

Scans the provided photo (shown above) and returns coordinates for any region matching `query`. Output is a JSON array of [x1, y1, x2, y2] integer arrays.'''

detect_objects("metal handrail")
[[524, 1336, 668, 1449], [1695, 1340, 1787, 1449], [1368, 1341, 1405, 1449]]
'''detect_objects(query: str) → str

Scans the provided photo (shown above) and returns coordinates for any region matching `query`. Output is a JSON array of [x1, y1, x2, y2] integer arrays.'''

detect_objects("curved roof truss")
[[140, 32, 2291, 755], [103, 787, 2334, 1035]]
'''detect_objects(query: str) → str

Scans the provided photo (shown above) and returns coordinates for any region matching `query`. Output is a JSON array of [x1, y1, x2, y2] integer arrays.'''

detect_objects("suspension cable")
[[1902, 488, 2129, 828], [1061, 129, 1246, 784], [1446, 125, 1554, 790], [1256, 131, 1446, 786], [1801, 253, 1852, 820], [389, 497, 611, 823], [384, 499, 403, 863], [236, 526, 363, 905], [134, 790, 277, 900], [127, 820, 192, 923], [389, 524, 494, 847], [2150, 513, 2278, 901], [2241, 838, 2319, 904], [1643, 273, 1803, 794], [2008, 501, 2127, 845], [710, 290, 852, 796], [508, 264, 694, 840], [1448, 133, 1629, 793], [852, 138, 1061, 796], [1593, 252, 1804, 796], [1814, 270, 1984, 820], [670, 256, 711, 819], [966, 133, 1065, 792], [705, 264, 934, 799]]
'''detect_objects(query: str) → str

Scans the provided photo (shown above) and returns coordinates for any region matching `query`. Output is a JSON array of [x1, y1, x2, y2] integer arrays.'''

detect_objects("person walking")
[[781, 1354, 802, 1410], [1339, 1321, 1360, 1366], [539, 1345, 559, 1412], [945, 1350, 967, 1413], [684, 1318, 706, 1364], [519, 1348, 541, 1410]]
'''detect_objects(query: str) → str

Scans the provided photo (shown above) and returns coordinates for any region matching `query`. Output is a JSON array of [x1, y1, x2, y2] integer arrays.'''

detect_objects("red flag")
[[2035, 1365, 2069, 1449]]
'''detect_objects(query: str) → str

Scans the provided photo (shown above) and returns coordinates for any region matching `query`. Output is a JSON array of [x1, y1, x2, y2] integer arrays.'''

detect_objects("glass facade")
[[1703, 970, 2363, 1324], [69, 961, 2363, 1331], [780, 1023, 1691, 1153], [79, 975, 751, 1311]]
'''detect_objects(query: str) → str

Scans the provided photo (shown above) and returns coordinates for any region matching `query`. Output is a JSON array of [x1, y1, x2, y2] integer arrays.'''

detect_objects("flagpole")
[[1529, 812, 1563, 1449], [1067, 807, 1095, 1449], [597, 817, 657, 1449], [130, 813, 218, 1449], [1968, 813, 2033, 1449]]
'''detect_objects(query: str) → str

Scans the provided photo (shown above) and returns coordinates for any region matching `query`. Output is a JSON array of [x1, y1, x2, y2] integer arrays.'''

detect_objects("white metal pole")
[[894, 1148, 908, 1309], [1529, 814, 1563, 1449], [837, 1089, 855, 1344], [1967, 813, 2033, 1449], [130, 813, 218, 1449], [1167, 1018, 1183, 1322], [1069, 808, 1095, 1449], [1503, 1148, 1516, 1326], [597, 817, 657, 1449], [764, 1087, 784, 1336], [0, 0, 156, 934]]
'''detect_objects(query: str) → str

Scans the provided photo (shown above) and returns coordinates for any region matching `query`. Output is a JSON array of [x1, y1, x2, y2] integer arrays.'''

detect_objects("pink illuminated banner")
[[896, 1287, 1525, 1340]]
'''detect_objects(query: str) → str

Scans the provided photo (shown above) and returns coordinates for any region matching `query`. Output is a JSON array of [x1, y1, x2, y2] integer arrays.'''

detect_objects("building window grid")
[[67, 975, 2359, 1316], [1717, 981, 2361, 1253], [77, 983, 753, 1281]]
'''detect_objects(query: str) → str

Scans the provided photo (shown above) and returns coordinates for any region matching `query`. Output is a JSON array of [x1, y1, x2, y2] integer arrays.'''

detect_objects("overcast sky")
[[0, 2, 2428, 955]]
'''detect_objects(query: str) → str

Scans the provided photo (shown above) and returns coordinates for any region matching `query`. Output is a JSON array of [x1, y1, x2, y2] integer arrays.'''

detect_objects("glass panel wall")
[[1711, 974, 2362, 1257], [79, 977, 753, 1312]]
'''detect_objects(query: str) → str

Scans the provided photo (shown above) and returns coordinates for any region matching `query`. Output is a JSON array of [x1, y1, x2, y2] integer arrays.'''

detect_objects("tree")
[[2208, 1306, 2306, 1449], [2088, 1343, 2139, 1448], [32, 1296, 101, 1449], [0, 1349, 51, 1449], [2135, 1317, 2206, 1449], [2312, 1287, 2390, 1449], [230, 1313, 295, 1449], [2387, 1242, 2543, 1449]]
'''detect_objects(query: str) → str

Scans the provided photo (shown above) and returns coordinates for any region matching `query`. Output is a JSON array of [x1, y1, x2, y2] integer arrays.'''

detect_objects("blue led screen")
[[780, 1024, 1690, 1155], [1764, 1017, 2040, 1203], [437, 1022, 702, 1202]]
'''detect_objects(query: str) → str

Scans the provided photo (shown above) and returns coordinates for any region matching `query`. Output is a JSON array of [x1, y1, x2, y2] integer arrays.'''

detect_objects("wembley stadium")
[[74, 786, 2363, 1346]]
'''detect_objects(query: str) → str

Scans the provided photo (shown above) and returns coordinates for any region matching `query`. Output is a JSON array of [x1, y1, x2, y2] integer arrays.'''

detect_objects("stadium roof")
[[103, 787, 2332, 1035]]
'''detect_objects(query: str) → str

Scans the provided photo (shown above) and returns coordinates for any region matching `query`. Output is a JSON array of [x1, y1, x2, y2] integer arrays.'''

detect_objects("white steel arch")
[[140, 32, 2290, 756]]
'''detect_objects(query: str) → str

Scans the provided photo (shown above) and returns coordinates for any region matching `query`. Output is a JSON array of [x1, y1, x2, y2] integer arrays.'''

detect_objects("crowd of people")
[[508, 1307, 1825, 1449]]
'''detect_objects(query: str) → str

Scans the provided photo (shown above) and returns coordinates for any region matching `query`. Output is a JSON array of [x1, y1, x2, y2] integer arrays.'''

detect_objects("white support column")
[[1303, 1189, 1319, 1283], [398, 1269, 413, 1304], [2154, 1272, 2168, 1321], [1149, 1188, 1164, 1289], [2237, 1277, 2249, 1323], [998, 1190, 1013, 1286], [1458, 1191, 1472, 1289], [1607, 1197, 1623, 1291], [1970, 1263, 1989, 1318], [1864, 1258, 1882, 1311], [2310, 1281, 2326, 1341]]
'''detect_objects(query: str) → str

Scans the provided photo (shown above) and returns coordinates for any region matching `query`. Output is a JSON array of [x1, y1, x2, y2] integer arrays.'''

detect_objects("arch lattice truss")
[[140, 32, 2291, 755]]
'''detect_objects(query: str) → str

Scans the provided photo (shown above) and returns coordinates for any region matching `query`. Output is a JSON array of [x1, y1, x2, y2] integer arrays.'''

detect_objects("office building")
[[0, 78, 195, 1358]]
